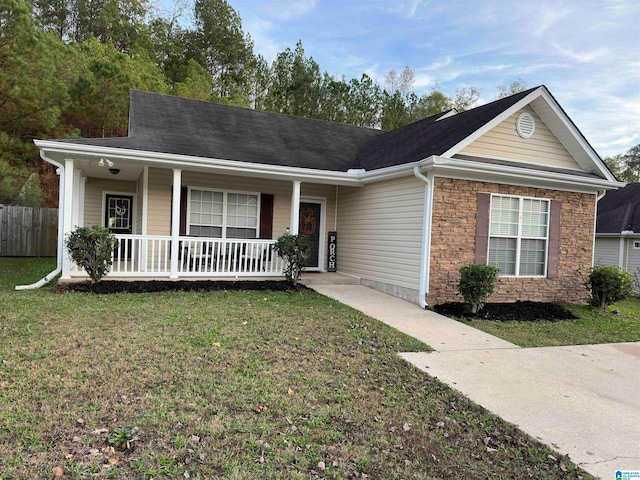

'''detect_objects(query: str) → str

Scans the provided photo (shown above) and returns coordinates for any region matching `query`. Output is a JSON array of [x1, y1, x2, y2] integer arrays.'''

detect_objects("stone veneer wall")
[[428, 177, 595, 306]]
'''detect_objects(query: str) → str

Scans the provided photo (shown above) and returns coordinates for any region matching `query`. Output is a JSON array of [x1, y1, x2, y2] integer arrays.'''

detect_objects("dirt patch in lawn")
[[55, 279, 307, 294], [434, 301, 578, 321]]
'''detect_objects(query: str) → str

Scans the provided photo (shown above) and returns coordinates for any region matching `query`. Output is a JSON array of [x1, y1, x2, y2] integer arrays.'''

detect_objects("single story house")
[[594, 183, 640, 290], [33, 86, 622, 306]]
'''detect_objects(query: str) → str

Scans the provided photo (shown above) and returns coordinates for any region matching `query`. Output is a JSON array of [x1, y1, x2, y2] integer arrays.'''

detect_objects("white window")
[[188, 188, 259, 239], [488, 195, 549, 276], [634, 241, 640, 249]]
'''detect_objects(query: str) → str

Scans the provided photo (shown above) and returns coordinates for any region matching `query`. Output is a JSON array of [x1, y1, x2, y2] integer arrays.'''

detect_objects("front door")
[[299, 200, 323, 270], [104, 194, 133, 260]]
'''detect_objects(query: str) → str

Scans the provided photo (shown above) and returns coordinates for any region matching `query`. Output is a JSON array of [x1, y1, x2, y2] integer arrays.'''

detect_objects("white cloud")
[[551, 43, 608, 63]]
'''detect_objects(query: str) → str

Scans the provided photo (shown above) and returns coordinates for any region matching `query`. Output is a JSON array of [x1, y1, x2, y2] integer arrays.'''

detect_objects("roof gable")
[[355, 88, 536, 171], [458, 105, 583, 171], [443, 86, 615, 181]]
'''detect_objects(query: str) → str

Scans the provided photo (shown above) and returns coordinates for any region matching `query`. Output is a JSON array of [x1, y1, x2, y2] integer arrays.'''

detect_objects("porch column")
[[169, 168, 182, 279], [290, 180, 301, 235], [61, 159, 75, 279], [71, 168, 82, 228]]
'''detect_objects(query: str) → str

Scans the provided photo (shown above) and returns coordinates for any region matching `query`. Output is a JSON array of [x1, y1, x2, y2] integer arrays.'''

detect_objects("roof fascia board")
[[429, 156, 624, 194], [440, 87, 545, 158], [529, 90, 617, 181], [34, 140, 365, 187], [595, 233, 640, 238]]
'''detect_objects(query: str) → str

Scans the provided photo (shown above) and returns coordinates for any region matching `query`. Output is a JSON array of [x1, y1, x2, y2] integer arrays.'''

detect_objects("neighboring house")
[[34, 86, 621, 306], [594, 183, 640, 290]]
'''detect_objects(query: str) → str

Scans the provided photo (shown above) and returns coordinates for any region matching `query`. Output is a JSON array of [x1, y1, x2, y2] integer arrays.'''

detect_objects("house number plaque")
[[328, 231, 337, 272]]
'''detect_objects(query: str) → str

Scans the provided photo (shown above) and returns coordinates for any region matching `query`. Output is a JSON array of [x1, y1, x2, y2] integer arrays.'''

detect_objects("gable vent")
[[516, 112, 535, 138]]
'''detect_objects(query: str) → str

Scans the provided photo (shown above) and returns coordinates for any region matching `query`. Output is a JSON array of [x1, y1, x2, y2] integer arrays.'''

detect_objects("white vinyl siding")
[[337, 176, 424, 291], [459, 106, 582, 171], [488, 194, 549, 276], [187, 188, 259, 239]]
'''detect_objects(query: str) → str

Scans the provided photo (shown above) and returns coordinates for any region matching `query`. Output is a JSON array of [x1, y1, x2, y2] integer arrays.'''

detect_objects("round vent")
[[516, 112, 535, 138]]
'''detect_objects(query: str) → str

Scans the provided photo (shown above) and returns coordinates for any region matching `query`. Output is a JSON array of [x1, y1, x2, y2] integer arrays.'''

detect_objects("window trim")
[[487, 194, 550, 278], [186, 186, 261, 239], [633, 241, 640, 250]]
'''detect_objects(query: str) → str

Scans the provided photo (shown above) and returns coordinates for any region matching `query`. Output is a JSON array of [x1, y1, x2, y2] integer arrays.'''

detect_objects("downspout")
[[413, 166, 433, 309], [591, 190, 607, 267], [15, 150, 64, 290]]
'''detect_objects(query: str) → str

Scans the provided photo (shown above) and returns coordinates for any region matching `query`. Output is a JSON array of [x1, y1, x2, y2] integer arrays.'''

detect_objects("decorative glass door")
[[299, 201, 322, 269], [104, 194, 133, 260]]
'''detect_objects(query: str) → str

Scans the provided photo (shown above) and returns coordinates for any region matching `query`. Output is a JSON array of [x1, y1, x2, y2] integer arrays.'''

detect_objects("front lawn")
[[0, 256, 57, 290], [0, 260, 591, 479], [451, 299, 640, 348]]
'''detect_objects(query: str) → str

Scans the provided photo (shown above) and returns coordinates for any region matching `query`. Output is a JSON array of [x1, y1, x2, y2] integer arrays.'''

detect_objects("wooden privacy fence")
[[0, 205, 58, 257]]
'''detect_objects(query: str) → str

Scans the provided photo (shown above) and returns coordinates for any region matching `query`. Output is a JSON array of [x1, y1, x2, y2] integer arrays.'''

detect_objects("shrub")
[[458, 263, 499, 314], [585, 265, 635, 309], [65, 225, 117, 283], [273, 234, 311, 286]]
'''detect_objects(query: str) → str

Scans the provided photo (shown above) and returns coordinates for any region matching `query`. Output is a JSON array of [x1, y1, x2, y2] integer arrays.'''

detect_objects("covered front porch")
[[53, 154, 358, 281]]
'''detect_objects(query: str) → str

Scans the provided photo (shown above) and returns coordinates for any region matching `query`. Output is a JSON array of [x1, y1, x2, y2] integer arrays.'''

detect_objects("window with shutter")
[[487, 194, 550, 276], [186, 187, 260, 239]]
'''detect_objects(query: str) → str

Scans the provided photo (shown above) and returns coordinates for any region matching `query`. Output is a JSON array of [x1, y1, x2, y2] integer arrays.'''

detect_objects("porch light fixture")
[[98, 158, 114, 167], [109, 168, 120, 175]]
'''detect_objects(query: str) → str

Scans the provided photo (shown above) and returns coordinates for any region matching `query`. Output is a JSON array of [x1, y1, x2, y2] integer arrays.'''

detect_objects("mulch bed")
[[55, 280, 308, 294], [433, 301, 578, 322]]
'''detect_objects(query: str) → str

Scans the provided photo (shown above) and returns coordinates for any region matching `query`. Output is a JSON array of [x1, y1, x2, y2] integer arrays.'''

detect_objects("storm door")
[[104, 194, 133, 260], [299, 200, 324, 270]]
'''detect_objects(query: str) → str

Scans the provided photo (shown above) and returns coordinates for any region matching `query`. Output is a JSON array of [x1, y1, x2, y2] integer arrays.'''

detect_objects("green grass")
[[0, 256, 57, 290], [455, 299, 640, 348], [0, 258, 593, 479]]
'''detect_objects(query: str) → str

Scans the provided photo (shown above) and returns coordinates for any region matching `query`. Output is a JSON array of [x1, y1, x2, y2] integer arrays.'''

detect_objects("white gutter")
[[413, 165, 433, 309], [34, 140, 366, 187], [15, 153, 65, 290], [592, 189, 607, 267]]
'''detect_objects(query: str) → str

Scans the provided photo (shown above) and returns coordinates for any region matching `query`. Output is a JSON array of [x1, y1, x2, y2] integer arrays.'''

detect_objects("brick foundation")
[[427, 178, 595, 305]]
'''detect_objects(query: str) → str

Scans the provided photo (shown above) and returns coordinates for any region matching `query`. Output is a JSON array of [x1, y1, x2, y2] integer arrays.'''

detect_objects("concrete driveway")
[[311, 285, 640, 480]]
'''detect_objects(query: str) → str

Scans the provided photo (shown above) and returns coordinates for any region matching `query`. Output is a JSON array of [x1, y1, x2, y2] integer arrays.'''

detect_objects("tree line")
[[1, 0, 634, 207]]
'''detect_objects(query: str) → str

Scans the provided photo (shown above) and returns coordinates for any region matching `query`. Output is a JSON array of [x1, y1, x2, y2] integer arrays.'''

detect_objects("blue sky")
[[186, 0, 640, 157]]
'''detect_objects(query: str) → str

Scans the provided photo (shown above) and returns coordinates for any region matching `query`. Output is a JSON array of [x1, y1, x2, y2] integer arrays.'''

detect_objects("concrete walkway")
[[311, 285, 640, 480]]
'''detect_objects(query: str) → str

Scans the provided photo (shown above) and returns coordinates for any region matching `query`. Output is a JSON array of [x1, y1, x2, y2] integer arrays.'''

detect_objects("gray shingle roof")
[[61, 91, 384, 172], [355, 88, 538, 170], [55, 86, 600, 178], [597, 183, 640, 234]]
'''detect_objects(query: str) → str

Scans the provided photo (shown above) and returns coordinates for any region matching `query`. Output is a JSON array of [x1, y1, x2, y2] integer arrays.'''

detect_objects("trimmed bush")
[[273, 233, 311, 286], [65, 225, 117, 283], [458, 263, 499, 314], [585, 265, 635, 309]]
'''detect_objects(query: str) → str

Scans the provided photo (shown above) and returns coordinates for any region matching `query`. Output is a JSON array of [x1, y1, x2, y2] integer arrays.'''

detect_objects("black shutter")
[[179, 187, 188, 236], [259, 194, 274, 239]]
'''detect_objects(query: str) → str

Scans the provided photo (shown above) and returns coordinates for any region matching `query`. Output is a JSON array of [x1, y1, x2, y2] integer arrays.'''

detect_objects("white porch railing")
[[105, 235, 284, 277]]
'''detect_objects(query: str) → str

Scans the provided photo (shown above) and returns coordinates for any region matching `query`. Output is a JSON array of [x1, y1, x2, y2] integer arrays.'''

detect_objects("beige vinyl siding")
[[147, 168, 172, 235], [84, 178, 137, 229], [337, 175, 424, 291], [459, 106, 582, 171], [594, 237, 621, 267], [135, 171, 144, 234]]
